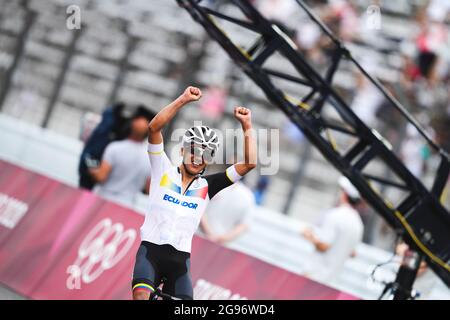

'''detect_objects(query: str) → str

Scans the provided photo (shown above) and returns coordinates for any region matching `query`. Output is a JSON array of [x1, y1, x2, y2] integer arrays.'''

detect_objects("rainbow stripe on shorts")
[[132, 283, 155, 293]]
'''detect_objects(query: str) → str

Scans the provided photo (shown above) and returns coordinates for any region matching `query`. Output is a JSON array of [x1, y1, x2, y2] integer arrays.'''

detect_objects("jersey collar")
[[177, 166, 201, 195]]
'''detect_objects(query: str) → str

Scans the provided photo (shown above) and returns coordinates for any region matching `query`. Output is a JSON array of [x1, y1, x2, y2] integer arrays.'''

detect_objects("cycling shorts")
[[131, 241, 193, 300]]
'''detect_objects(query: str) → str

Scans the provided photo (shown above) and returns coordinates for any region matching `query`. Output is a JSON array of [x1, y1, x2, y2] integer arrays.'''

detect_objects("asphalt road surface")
[[0, 285, 26, 300]]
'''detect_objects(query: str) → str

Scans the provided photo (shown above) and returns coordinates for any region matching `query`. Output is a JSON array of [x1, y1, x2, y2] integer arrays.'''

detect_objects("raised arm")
[[233, 106, 257, 176], [148, 86, 202, 144]]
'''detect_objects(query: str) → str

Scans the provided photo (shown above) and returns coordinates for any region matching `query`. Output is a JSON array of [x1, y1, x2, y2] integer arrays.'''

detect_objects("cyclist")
[[132, 86, 256, 300]]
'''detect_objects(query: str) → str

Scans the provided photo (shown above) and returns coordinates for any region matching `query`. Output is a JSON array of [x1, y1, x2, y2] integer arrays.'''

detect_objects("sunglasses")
[[188, 144, 215, 164]]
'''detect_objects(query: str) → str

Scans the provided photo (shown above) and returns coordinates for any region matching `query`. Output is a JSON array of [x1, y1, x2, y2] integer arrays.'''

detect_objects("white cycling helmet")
[[338, 176, 361, 202], [183, 126, 219, 163]]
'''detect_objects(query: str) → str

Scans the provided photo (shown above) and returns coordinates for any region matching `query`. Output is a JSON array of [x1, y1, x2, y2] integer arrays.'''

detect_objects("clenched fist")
[[181, 86, 202, 103], [234, 106, 252, 128]]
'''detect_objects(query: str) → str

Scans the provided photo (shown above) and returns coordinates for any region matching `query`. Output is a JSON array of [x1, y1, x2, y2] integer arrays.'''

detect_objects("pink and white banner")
[[0, 160, 358, 300]]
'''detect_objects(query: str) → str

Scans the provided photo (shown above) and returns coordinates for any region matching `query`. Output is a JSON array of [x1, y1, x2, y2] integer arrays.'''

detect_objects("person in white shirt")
[[396, 242, 438, 300], [199, 180, 255, 244], [301, 176, 364, 283], [89, 112, 151, 207]]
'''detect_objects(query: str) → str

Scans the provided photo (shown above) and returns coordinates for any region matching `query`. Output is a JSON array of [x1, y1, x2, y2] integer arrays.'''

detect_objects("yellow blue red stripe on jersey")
[[185, 186, 208, 199], [160, 174, 208, 199], [160, 174, 181, 194]]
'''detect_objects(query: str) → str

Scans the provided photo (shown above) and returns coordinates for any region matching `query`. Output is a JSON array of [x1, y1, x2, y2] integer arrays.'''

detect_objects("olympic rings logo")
[[66, 218, 136, 290]]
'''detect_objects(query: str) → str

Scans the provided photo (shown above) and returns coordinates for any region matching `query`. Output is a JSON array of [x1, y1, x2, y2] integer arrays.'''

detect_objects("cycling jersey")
[[140, 142, 242, 253]]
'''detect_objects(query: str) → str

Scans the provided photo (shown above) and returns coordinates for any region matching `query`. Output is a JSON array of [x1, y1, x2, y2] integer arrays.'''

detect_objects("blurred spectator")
[[427, 0, 450, 23], [78, 102, 126, 190], [200, 180, 255, 244], [88, 109, 153, 207], [374, 82, 408, 145], [257, 0, 297, 23], [417, 51, 438, 80], [199, 85, 227, 122], [400, 124, 430, 179], [349, 72, 384, 127], [301, 176, 364, 283], [326, 0, 360, 42], [296, 22, 322, 52], [396, 242, 438, 300], [282, 120, 305, 144], [254, 175, 270, 206], [431, 114, 450, 152]]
